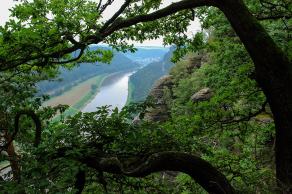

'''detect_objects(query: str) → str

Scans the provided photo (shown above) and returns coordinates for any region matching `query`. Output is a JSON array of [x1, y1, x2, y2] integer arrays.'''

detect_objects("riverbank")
[[126, 81, 134, 105], [43, 74, 108, 115]]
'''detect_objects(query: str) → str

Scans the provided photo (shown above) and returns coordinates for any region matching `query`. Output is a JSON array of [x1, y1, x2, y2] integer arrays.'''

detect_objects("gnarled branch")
[[101, 0, 215, 38], [4, 110, 42, 148], [51, 47, 86, 64], [83, 151, 235, 194]]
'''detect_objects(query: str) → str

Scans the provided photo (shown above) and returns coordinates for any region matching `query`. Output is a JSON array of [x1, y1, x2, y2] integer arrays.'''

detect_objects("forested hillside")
[[124, 46, 169, 64], [37, 49, 139, 96], [140, 5, 290, 192], [128, 47, 174, 102]]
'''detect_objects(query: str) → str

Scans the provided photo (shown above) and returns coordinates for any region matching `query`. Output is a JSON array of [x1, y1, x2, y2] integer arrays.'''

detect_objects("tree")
[[0, 0, 291, 191]]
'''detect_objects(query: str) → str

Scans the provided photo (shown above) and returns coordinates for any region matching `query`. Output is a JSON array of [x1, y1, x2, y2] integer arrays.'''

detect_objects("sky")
[[0, 0, 201, 46], [0, 0, 17, 26]]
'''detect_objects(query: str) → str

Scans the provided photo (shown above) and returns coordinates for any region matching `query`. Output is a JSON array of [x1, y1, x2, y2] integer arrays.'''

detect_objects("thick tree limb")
[[83, 151, 235, 194], [46, 147, 234, 193], [217, 0, 292, 189], [1, 0, 215, 71], [2, 130, 20, 181], [101, 0, 215, 38], [51, 47, 85, 64]]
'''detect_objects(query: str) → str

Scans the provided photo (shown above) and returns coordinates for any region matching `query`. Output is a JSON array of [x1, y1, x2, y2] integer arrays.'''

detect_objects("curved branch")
[[1, 0, 214, 71], [51, 47, 85, 64], [1, 44, 81, 71], [7, 110, 42, 148], [220, 100, 269, 124], [85, 151, 235, 194], [101, 0, 215, 38]]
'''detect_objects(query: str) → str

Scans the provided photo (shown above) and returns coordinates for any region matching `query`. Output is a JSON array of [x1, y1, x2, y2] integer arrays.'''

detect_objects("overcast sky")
[[0, 0, 201, 46]]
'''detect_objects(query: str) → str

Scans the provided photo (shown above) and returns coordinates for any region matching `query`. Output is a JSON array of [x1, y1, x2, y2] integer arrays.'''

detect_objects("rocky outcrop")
[[132, 115, 141, 125], [190, 88, 213, 103], [254, 113, 274, 124], [142, 52, 208, 122], [144, 76, 173, 122], [186, 53, 208, 74]]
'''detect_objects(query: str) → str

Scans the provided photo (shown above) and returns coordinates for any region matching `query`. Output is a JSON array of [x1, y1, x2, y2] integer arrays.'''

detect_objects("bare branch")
[[220, 100, 269, 124], [100, 0, 115, 14], [256, 14, 292, 20], [97, 0, 102, 11], [1, 0, 214, 71], [100, 0, 132, 33], [0, 44, 81, 71]]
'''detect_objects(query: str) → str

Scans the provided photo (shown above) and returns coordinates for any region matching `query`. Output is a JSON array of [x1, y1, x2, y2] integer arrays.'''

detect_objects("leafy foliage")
[[0, 0, 291, 193], [159, 5, 289, 192]]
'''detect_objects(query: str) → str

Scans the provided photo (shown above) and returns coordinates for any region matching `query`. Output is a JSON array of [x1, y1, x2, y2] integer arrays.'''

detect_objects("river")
[[82, 71, 133, 112]]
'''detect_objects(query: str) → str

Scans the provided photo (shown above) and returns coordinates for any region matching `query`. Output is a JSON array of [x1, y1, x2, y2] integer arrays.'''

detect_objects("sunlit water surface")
[[82, 71, 133, 112]]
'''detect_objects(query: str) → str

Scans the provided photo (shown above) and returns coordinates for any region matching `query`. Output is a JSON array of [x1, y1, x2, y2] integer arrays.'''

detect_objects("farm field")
[[43, 74, 108, 108]]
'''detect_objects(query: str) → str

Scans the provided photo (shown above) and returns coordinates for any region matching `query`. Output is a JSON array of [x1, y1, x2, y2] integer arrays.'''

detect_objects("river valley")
[[82, 71, 134, 112]]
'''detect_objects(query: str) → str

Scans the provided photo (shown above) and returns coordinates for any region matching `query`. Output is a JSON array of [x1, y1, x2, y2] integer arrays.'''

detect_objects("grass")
[[45, 74, 109, 121], [43, 74, 107, 108], [126, 81, 134, 105]]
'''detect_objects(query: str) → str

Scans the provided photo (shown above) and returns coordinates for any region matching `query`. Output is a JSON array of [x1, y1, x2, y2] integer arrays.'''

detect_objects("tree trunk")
[[74, 170, 86, 194], [4, 132, 20, 181], [217, 0, 292, 190]]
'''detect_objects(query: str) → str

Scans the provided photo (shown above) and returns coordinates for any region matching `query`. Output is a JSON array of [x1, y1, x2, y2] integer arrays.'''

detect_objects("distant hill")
[[124, 46, 169, 65], [37, 46, 169, 96], [128, 47, 174, 102], [37, 50, 139, 95]]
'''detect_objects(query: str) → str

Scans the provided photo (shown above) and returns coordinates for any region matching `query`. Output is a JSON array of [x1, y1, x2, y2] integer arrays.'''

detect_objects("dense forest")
[[124, 46, 169, 64], [0, 0, 291, 193], [128, 47, 174, 102]]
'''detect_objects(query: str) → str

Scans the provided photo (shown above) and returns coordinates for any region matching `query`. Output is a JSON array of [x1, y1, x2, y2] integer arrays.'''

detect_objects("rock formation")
[[144, 75, 173, 122], [190, 88, 213, 103]]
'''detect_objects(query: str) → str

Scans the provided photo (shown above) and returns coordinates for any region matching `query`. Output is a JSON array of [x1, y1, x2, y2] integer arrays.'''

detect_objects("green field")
[[44, 74, 108, 117], [125, 81, 134, 105]]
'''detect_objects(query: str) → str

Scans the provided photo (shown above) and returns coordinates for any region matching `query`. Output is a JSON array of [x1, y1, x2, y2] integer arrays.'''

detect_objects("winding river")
[[82, 71, 134, 112]]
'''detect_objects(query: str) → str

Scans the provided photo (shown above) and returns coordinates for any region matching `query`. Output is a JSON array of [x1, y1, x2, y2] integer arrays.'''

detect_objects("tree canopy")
[[0, 0, 291, 193]]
